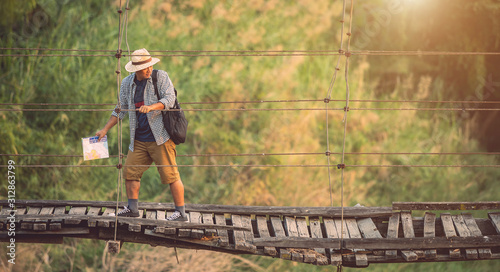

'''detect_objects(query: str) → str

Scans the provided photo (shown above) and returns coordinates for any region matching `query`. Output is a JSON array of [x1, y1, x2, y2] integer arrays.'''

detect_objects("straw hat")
[[125, 48, 160, 72]]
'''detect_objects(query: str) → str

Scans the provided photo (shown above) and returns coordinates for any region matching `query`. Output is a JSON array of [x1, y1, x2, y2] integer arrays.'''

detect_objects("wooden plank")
[[33, 207, 54, 231], [256, 216, 277, 256], [309, 217, 329, 265], [232, 215, 256, 252], [452, 214, 478, 259], [157, 210, 175, 235], [393, 201, 500, 211], [296, 217, 317, 263], [214, 214, 229, 247], [128, 210, 144, 232], [284, 216, 303, 262], [385, 213, 400, 259], [441, 213, 461, 258], [145, 209, 156, 219], [488, 213, 500, 234], [357, 217, 384, 256], [323, 218, 341, 266], [177, 212, 192, 237], [344, 218, 368, 267], [5, 200, 393, 217], [240, 215, 257, 252], [270, 216, 291, 260], [189, 212, 204, 239], [65, 206, 87, 225], [334, 219, 349, 240], [50, 206, 66, 230], [462, 213, 492, 259], [423, 212, 437, 259], [0, 207, 12, 229], [21, 207, 41, 230], [86, 207, 101, 227], [400, 212, 419, 261], [202, 213, 217, 237], [255, 236, 500, 249]]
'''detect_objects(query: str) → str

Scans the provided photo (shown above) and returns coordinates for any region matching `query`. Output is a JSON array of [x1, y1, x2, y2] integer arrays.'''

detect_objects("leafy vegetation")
[[0, 0, 499, 271]]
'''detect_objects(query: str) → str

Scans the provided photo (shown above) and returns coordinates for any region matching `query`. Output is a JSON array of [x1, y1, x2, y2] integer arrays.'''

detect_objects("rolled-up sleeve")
[[111, 78, 129, 120]]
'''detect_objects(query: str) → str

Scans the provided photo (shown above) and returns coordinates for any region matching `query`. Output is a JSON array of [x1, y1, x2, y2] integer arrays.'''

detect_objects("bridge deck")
[[1, 200, 499, 267]]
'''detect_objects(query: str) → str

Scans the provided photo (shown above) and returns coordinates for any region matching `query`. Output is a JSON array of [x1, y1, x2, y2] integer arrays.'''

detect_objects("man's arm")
[[96, 115, 119, 141], [138, 102, 164, 113]]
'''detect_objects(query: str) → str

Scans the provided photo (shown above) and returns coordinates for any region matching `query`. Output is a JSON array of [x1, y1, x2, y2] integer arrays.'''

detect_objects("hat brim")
[[125, 57, 160, 72]]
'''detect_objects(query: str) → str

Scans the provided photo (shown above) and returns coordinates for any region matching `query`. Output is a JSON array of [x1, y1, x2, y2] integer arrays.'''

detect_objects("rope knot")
[[344, 106, 350, 112], [114, 108, 121, 114], [324, 98, 330, 104], [337, 164, 346, 169], [115, 49, 122, 59], [116, 163, 123, 169]]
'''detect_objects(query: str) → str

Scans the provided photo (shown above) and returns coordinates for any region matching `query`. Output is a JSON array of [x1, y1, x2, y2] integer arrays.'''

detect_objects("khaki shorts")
[[124, 139, 180, 184]]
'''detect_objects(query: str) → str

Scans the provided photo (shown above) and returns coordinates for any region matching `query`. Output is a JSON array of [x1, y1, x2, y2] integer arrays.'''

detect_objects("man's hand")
[[138, 105, 153, 113], [96, 129, 108, 141], [138, 102, 164, 113]]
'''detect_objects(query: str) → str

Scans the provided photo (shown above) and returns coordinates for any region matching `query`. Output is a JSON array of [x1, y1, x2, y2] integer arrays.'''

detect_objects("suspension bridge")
[[1, 200, 500, 268]]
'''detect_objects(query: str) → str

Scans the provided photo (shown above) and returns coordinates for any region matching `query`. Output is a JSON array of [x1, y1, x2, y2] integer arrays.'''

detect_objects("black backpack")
[[151, 70, 188, 145]]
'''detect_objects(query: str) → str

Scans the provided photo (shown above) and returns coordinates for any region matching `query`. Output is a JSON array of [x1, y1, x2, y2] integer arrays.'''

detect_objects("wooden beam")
[[393, 202, 500, 211], [253, 236, 500, 250], [0, 214, 250, 231], [3, 200, 393, 217]]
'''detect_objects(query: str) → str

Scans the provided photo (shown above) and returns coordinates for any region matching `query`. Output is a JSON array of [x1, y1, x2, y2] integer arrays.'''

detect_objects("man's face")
[[136, 66, 153, 81]]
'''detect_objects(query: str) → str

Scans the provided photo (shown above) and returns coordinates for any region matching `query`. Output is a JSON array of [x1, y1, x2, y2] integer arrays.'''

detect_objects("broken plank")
[[309, 217, 328, 265], [344, 218, 368, 267], [241, 215, 257, 252], [385, 213, 400, 260], [270, 216, 291, 260], [296, 217, 317, 263], [441, 213, 461, 258], [462, 213, 492, 259], [323, 218, 341, 266], [357, 217, 384, 256], [284, 216, 303, 262], [256, 216, 277, 256], [423, 212, 437, 259], [400, 212, 419, 261], [452, 214, 478, 259]]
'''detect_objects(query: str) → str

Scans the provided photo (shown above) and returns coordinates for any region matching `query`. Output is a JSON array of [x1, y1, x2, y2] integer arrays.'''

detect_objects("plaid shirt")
[[112, 70, 176, 151]]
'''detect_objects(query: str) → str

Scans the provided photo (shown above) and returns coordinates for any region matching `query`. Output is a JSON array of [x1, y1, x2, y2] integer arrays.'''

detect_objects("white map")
[[82, 135, 109, 161]]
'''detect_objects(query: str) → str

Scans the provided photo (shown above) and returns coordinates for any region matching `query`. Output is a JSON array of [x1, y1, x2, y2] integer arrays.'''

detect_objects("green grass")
[[0, 0, 499, 271]]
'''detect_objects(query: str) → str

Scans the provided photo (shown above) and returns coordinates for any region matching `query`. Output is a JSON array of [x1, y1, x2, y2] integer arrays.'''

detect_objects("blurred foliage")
[[0, 0, 499, 271]]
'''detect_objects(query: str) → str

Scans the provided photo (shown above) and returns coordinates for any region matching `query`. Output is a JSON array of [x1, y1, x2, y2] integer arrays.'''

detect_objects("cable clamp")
[[324, 98, 330, 104], [116, 163, 123, 169], [344, 106, 350, 112], [114, 108, 121, 114], [337, 164, 346, 169], [115, 49, 122, 59]]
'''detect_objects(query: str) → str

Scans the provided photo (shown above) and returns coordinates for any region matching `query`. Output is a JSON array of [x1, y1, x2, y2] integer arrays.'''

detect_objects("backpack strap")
[[152, 69, 177, 98]]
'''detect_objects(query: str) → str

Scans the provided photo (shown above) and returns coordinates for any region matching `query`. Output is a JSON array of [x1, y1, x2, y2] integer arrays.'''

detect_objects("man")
[[96, 48, 187, 221]]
